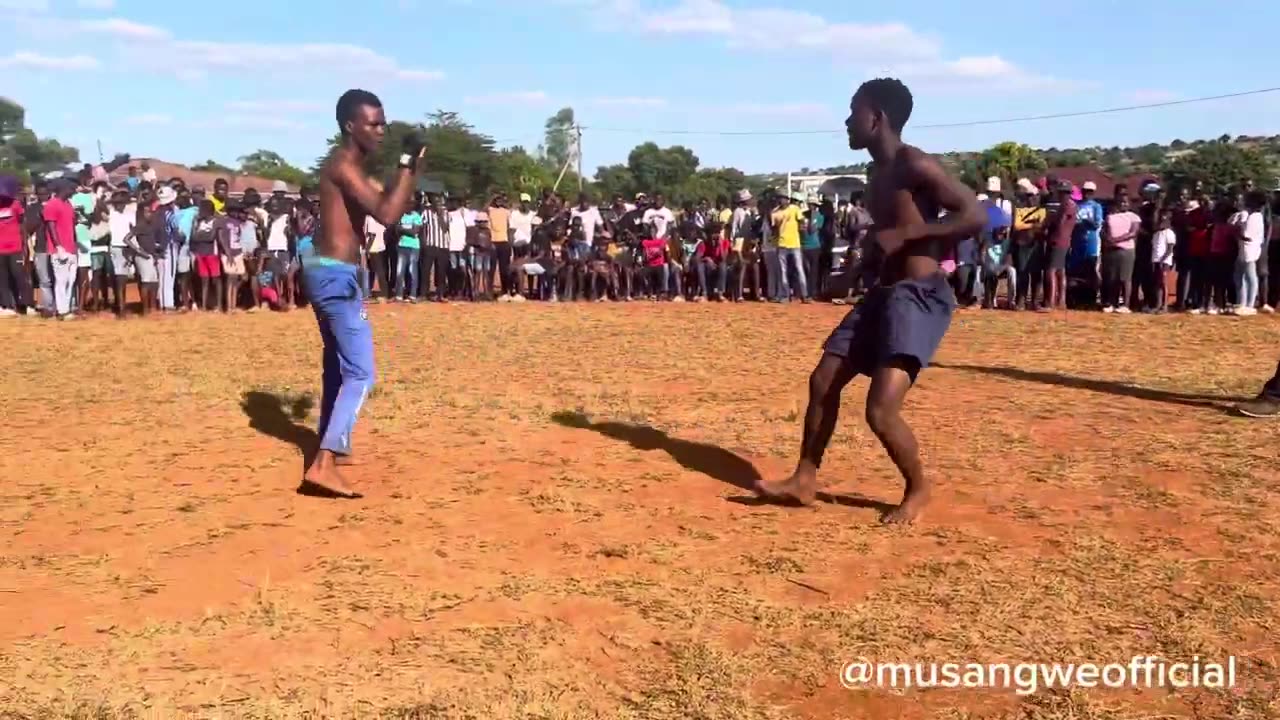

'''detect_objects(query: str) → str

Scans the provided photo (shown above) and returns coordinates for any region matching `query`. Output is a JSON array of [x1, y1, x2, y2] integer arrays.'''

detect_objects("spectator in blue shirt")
[[1072, 180, 1104, 304]]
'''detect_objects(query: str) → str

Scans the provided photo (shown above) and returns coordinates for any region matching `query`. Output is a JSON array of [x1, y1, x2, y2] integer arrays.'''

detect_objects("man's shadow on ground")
[[550, 411, 895, 513], [241, 391, 333, 497], [932, 363, 1243, 410]]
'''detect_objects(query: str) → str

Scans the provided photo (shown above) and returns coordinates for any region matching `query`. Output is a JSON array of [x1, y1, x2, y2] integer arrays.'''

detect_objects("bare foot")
[[754, 473, 817, 506], [301, 463, 362, 498], [881, 487, 930, 525]]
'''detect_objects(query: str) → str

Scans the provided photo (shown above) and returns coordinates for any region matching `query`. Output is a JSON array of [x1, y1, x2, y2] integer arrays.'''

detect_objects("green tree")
[[238, 149, 311, 187], [979, 141, 1046, 188], [1163, 142, 1276, 193], [542, 107, 575, 171], [593, 164, 636, 201], [191, 159, 235, 174], [1170, 139, 1188, 150], [1130, 143, 1166, 168], [492, 146, 555, 198], [0, 98, 79, 185], [627, 142, 698, 196]]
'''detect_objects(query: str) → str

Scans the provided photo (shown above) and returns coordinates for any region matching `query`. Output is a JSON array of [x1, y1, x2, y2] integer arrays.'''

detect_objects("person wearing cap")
[[985, 177, 1012, 218], [0, 175, 30, 317], [507, 192, 537, 301], [1072, 180, 1104, 306], [1010, 179, 1045, 310], [800, 194, 823, 299], [729, 189, 756, 302], [153, 186, 181, 311], [1043, 180, 1077, 311], [770, 191, 809, 302], [469, 211, 495, 300], [1131, 182, 1164, 311]]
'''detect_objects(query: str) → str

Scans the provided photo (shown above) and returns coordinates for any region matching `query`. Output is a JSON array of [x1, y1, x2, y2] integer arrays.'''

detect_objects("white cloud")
[[1130, 89, 1179, 104], [396, 68, 445, 81], [0, 51, 100, 70], [226, 99, 326, 113], [464, 91, 550, 106], [125, 113, 172, 126], [588, 96, 668, 108], [885, 55, 1072, 92], [77, 0, 116, 8], [80, 17, 170, 39]]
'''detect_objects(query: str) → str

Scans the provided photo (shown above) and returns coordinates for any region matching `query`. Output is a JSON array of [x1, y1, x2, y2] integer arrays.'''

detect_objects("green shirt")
[[70, 192, 97, 253], [398, 211, 422, 250]]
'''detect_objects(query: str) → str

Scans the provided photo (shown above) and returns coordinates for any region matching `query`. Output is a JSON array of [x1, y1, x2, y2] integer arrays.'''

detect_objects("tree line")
[[2, 97, 1275, 201]]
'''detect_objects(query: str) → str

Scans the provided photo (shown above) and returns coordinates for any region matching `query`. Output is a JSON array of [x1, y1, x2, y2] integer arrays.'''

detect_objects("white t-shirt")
[[141, 168, 157, 184], [108, 205, 136, 248], [570, 206, 604, 245], [364, 216, 387, 254], [1152, 228, 1176, 265], [266, 215, 290, 251], [642, 206, 676, 240], [447, 209, 473, 252], [1238, 211, 1264, 263], [510, 210, 536, 245]]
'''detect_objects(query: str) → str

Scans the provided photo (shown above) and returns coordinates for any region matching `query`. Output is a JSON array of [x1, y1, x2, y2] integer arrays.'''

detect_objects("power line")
[[581, 86, 1280, 137]]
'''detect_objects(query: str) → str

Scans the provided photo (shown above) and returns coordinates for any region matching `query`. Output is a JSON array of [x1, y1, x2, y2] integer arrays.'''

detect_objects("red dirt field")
[[1, 303, 1278, 719]]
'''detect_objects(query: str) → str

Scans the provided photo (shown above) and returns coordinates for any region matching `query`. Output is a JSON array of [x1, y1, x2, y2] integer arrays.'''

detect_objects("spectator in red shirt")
[[694, 222, 730, 301], [0, 175, 31, 316], [1179, 191, 1213, 312], [1043, 181, 1077, 311], [42, 180, 78, 319]]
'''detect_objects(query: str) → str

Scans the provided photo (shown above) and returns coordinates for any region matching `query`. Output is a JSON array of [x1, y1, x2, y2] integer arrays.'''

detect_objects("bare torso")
[[316, 155, 366, 264], [867, 145, 945, 285]]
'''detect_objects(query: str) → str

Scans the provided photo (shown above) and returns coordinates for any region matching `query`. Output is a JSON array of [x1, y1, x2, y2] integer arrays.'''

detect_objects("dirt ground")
[[1, 303, 1279, 719]]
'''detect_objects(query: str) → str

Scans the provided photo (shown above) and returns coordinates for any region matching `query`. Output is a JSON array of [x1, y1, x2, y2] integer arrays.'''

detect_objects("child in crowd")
[[221, 202, 246, 312], [238, 200, 262, 312], [265, 197, 293, 306], [1233, 192, 1266, 316], [1101, 194, 1141, 313], [257, 254, 286, 311], [640, 222, 668, 301], [470, 213, 494, 300], [695, 221, 730, 302], [125, 202, 162, 316], [189, 200, 222, 311], [1149, 209, 1176, 314]]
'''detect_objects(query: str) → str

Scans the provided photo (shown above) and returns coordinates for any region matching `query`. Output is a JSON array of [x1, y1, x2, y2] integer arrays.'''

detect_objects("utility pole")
[[575, 124, 583, 192]]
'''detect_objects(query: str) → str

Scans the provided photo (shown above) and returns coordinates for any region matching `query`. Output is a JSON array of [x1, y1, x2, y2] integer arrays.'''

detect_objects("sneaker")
[[0, 308, 16, 318], [1238, 306, 1257, 316], [1207, 307, 1220, 316], [1116, 306, 1131, 315], [512, 294, 526, 303], [1188, 307, 1204, 315], [1237, 395, 1280, 418], [694, 295, 705, 303], [1262, 305, 1275, 314], [1102, 306, 1114, 314], [672, 295, 686, 303]]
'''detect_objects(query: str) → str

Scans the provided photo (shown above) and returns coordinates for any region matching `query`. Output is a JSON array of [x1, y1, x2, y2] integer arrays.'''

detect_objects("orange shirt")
[[487, 206, 511, 243]]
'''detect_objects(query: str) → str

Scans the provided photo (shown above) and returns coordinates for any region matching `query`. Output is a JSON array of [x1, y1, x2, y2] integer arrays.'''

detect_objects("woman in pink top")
[[1101, 195, 1141, 312]]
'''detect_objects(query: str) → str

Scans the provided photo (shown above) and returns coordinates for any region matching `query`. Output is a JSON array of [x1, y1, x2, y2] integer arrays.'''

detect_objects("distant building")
[[785, 172, 867, 201], [107, 158, 302, 197]]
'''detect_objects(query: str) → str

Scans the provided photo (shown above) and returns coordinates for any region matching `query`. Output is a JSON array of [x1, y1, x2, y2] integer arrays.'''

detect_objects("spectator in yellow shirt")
[[771, 191, 809, 302]]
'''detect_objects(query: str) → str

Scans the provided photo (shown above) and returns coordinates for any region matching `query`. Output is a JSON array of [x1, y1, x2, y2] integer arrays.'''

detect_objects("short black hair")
[[856, 77, 913, 134], [336, 89, 383, 132]]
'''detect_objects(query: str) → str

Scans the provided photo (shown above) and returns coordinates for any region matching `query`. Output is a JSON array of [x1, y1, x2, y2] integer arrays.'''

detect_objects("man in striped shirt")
[[418, 193, 450, 302]]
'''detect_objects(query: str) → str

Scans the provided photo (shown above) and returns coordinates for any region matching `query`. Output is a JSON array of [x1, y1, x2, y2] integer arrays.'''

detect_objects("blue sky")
[[3, 0, 1279, 176]]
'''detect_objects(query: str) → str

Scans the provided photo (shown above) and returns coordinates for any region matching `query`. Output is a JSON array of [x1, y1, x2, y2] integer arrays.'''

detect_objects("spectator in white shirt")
[[1234, 192, 1266, 315], [446, 196, 473, 299], [642, 193, 676, 240], [570, 193, 604, 246], [364, 213, 387, 301]]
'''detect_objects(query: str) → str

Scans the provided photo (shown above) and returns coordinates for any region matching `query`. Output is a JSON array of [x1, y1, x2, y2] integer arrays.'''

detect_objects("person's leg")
[[716, 260, 728, 299], [157, 255, 172, 310], [1004, 265, 1018, 307], [34, 254, 52, 316], [1245, 260, 1259, 309], [764, 249, 779, 301], [864, 358, 932, 524], [53, 256, 76, 317], [1236, 358, 1280, 417], [394, 250, 408, 299], [755, 353, 859, 505], [791, 248, 809, 301], [0, 253, 15, 310], [696, 259, 709, 298], [776, 250, 792, 301], [303, 263, 375, 497]]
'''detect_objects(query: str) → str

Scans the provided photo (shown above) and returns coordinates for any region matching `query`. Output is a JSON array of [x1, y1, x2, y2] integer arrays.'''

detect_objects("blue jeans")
[[763, 249, 779, 300], [697, 259, 727, 296], [34, 253, 52, 313], [1236, 259, 1258, 309], [304, 259, 375, 457], [395, 247, 419, 298], [777, 247, 807, 300]]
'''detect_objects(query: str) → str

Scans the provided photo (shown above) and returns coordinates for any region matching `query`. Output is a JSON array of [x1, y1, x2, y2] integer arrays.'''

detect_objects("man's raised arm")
[[330, 140, 424, 228]]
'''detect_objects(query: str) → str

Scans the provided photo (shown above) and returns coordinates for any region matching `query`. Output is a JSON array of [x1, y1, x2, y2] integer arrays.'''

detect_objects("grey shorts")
[[823, 273, 955, 380], [134, 256, 158, 283], [177, 246, 192, 273], [1047, 245, 1069, 271], [1102, 248, 1136, 287], [110, 247, 134, 277]]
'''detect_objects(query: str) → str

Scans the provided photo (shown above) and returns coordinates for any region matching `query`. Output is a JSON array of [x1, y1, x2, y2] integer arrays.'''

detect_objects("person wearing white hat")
[[1074, 180, 1104, 305], [986, 176, 1012, 218], [1010, 180, 1045, 310], [729, 189, 756, 301], [154, 186, 181, 311]]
